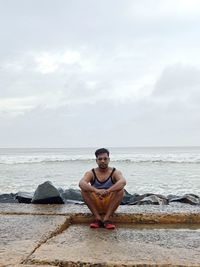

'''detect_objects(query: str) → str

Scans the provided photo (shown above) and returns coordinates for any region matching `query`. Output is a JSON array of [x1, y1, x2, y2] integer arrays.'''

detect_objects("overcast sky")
[[0, 0, 200, 147]]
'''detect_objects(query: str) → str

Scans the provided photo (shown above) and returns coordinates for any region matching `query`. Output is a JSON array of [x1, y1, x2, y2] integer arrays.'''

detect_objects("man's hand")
[[94, 188, 110, 199]]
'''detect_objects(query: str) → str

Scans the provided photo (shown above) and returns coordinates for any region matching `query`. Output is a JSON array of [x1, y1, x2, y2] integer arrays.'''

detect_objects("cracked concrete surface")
[[6, 265, 58, 267], [0, 204, 200, 267], [26, 224, 200, 266], [0, 214, 70, 266]]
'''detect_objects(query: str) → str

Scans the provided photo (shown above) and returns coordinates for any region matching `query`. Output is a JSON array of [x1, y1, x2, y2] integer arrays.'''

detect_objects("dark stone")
[[32, 196, 64, 204], [167, 194, 181, 201], [121, 189, 136, 204], [169, 194, 200, 205], [129, 193, 169, 205], [127, 193, 150, 205], [123, 193, 140, 205], [61, 188, 83, 202], [0, 193, 18, 203], [138, 195, 168, 205], [31, 181, 64, 204], [58, 187, 64, 194], [1, 184, 200, 206], [16, 192, 34, 203]]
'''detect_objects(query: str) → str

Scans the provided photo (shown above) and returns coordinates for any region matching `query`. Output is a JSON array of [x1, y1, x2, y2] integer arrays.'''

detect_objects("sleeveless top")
[[91, 168, 116, 189]]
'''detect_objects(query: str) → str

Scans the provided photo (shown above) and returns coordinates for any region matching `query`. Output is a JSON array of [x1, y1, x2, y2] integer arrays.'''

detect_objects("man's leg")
[[103, 189, 124, 222], [81, 190, 102, 221]]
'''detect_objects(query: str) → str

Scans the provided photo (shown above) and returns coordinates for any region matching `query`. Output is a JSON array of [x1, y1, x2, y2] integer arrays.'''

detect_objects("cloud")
[[0, 0, 200, 146], [0, 91, 69, 118], [129, 0, 200, 19], [0, 97, 36, 117], [0, 46, 156, 118], [153, 64, 200, 105], [35, 50, 81, 74]]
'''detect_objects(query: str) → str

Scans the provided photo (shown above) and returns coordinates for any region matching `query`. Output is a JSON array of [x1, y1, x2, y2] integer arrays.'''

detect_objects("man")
[[79, 148, 126, 229]]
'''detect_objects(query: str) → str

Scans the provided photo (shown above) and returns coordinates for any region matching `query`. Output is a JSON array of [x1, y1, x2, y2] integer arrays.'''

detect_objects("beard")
[[99, 163, 108, 169]]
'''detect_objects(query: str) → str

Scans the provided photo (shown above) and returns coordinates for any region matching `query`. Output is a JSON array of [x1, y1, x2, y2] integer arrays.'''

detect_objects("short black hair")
[[95, 148, 109, 158]]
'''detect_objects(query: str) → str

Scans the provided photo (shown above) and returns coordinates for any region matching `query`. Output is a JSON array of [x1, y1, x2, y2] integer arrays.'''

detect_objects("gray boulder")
[[31, 181, 64, 204], [121, 190, 137, 204], [132, 194, 168, 205], [16, 192, 34, 203], [61, 188, 83, 202], [0, 193, 18, 203], [169, 194, 200, 205]]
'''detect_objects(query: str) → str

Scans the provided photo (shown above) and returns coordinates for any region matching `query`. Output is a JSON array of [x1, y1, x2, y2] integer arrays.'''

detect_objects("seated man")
[[79, 148, 126, 229]]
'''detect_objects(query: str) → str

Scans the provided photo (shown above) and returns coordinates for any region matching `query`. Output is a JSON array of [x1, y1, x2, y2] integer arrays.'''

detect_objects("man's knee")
[[111, 189, 124, 199], [81, 190, 94, 201], [80, 189, 86, 196]]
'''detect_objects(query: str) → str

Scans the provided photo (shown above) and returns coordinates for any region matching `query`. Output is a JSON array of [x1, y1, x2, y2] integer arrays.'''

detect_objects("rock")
[[64, 199, 84, 204], [124, 193, 140, 205], [16, 192, 34, 203], [61, 189, 83, 202], [31, 181, 64, 204], [169, 194, 200, 205], [2, 186, 200, 206], [167, 194, 181, 201], [0, 193, 18, 203], [58, 187, 64, 194], [130, 194, 168, 205], [121, 189, 136, 204]]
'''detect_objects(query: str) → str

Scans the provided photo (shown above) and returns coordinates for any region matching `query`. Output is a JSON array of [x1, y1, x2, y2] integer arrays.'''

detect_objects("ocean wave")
[[1, 157, 200, 164]]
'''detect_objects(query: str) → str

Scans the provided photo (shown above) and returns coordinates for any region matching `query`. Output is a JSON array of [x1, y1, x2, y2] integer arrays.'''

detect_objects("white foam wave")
[[1, 153, 200, 164]]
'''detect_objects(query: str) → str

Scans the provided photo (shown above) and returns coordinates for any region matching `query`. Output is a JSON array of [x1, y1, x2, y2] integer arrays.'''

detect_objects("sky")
[[0, 0, 200, 147]]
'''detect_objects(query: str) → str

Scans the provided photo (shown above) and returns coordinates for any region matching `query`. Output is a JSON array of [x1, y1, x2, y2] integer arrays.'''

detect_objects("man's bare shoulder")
[[114, 168, 123, 175], [113, 169, 125, 180], [82, 170, 94, 181]]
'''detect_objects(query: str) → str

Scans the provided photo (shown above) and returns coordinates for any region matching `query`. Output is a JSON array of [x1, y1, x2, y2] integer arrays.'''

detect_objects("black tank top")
[[91, 168, 116, 189]]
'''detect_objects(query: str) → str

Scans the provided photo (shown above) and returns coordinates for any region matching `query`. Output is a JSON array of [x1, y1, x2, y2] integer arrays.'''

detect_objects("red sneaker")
[[103, 220, 115, 230], [90, 219, 103, 228]]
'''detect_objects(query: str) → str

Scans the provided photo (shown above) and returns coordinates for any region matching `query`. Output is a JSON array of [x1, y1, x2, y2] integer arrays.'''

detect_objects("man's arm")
[[79, 171, 110, 199], [79, 171, 97, 192], [106, 170, 126, 194]]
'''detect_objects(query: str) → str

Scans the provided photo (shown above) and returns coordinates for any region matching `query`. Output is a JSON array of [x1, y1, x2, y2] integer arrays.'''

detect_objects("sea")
[[0, 147, 200, 196]]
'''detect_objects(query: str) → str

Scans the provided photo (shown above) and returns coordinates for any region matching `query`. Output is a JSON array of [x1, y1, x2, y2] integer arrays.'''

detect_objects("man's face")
[[96, 153, 110, 169]]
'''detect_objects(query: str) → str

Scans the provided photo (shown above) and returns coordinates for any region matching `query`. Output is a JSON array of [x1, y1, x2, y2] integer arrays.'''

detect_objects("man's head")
[[95, 148, 110, 169]]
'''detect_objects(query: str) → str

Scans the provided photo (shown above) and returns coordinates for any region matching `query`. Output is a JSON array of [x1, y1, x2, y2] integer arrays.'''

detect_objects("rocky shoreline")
[[0, 181, 200, 205]]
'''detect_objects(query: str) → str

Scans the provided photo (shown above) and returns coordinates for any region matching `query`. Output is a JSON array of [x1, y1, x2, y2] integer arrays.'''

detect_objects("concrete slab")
[[27, 223, 200, 266], [0, 215, 69, 266], [1, 203, 200, 224], [1, 203, 200, 266], [6, 265, 57, 267], [1, 203, 200, 216]]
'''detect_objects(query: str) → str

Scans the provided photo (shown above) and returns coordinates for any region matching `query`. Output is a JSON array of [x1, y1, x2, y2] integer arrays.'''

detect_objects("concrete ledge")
[[1, 203, 200, 224], [1, 203, 200, 214], [1, 204, 200, 267], [71, 212, 200, 224], [0, 214, 70, 266], [25, 224, 200, 267]]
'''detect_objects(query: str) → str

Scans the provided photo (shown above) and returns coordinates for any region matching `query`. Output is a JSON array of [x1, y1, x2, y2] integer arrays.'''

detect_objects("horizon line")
[[0, 145, 200, 149]]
